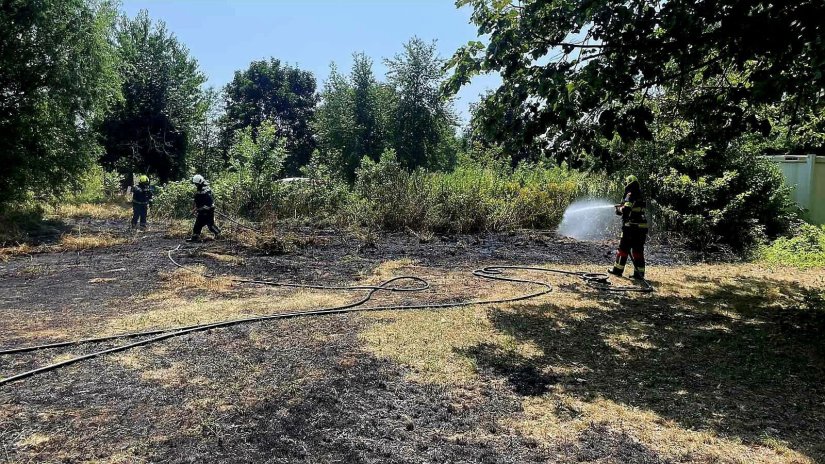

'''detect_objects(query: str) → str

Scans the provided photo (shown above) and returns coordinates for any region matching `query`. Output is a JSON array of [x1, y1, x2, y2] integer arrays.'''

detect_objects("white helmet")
[[191, 174, 206, 185]]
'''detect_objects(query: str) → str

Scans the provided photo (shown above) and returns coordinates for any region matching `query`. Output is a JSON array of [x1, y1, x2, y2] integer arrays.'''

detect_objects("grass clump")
[[51, 202, 130, 220], [760, 223, 825, 269], [351, 152, 615, 233], [58, 233, 127, 251]]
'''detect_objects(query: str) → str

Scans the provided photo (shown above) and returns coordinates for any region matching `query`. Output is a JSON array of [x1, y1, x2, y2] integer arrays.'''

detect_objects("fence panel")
[[768, 154, 825, 224]]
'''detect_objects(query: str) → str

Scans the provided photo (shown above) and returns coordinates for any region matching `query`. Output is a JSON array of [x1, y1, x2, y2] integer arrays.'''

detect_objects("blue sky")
[[121, 0, 500, 124]]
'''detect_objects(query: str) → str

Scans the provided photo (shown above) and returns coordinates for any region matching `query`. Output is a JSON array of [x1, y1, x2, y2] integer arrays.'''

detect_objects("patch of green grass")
[[760, 223, 825, 269]]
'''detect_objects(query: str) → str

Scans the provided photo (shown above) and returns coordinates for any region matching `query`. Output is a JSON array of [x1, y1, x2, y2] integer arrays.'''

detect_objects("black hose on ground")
[[0, 241, 652, 386], [214, 210, 262, 234]]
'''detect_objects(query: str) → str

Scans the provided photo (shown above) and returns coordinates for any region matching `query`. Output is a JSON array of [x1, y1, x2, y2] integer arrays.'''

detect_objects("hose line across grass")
[[0, 243, 652, 386]]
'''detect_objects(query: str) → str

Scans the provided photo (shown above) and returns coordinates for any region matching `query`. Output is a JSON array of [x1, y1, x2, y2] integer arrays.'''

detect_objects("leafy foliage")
[[220, 121, 289, 217], [221, 59, 318, 175], [67, 165, 123, 204], [0, 0, 120, 207], [100, 10, 206, 183], [614, 88, 798, 250], [448, 0, 825, 163], [315, 55, 393, 181], [316, 41, 459, 180], [761, 224, 825, 269], [387, 38, 459, 171], [189, 87, 226, 178], [156, 146, 611, 235], [354, 150, 614, 233]]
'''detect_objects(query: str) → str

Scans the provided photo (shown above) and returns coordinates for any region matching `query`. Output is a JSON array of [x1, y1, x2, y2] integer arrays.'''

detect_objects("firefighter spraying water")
[[557, 176, 651, 280], [609, 175, 649, 280], [557, 199, 618, 241]]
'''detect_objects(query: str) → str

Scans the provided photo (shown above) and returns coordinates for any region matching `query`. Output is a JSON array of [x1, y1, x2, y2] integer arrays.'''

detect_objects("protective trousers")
[[612, 226, 647, 278], [131, 204, 148, 228], [192, 210, 221, 238]]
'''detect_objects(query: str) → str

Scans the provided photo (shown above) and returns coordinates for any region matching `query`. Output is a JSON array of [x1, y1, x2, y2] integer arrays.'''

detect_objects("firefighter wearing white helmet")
[[130, 174, 153, 230], [187, 174, 221, 242]]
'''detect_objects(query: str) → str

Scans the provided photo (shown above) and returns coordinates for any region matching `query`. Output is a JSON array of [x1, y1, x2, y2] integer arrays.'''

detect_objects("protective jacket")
[[617, 185, 648, 230], [132, 184, 153, 205], [194, 186, 215, 213]]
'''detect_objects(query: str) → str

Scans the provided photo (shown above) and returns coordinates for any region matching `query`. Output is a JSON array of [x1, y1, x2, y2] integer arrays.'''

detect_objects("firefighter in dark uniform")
[[609, 175, 648, 279], [187, 174, 221, 242], [130, 175, 153, 230]]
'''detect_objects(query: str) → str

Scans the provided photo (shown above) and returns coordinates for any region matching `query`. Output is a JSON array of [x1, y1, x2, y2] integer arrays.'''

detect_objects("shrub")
[[152, 180, 194, 219], [350, 150, 614, 233], [157, 142, 613, 234], [67, 165, 123, 204], [627, 140, 796, 250], [760, 223, 825, 268]]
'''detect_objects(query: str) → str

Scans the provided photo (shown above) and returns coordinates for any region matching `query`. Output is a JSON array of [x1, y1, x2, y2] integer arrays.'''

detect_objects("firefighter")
[[609, 175, 648, 279], [187, 174, 221, 242], [130, 175, 153, 230]]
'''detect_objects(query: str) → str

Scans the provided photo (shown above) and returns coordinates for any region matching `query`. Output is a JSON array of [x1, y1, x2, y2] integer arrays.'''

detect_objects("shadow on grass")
[[0, 207, 72, 246], [462, 275, 825, 460]]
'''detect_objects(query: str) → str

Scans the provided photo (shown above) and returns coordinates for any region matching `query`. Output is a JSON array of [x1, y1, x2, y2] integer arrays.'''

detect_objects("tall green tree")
[[315, 65, 357, 178], [221, 59, 318, 175], [448, 0, 825, 165], [386, 37, 458, 170], [100, 10, 205, 183], [315, 54, 391, 181], [0, 0, 120, 206], [351, 53, 386, 165], [189, 87, 225, 178]]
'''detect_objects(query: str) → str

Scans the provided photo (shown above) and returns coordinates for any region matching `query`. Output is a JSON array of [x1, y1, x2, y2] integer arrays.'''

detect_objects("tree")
[[100, 10, 205, 183], [189, 87, 225, 178], [350, 53, 386, 165], [221, 59, 318, 175], [386, 37, 458, 170], [0, 0, 120, 206], [315, 65, 356, 178], [315, 54, 391, 181], [448, 0, 825, 165]]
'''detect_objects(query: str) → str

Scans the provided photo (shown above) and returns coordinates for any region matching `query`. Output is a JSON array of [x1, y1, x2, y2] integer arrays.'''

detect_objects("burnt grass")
[[1, 218, 823, 462]]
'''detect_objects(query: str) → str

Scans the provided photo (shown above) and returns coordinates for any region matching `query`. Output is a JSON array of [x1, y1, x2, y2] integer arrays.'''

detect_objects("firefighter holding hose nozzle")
[[187, 174, 221, 242], [609, 175, 648, 280]]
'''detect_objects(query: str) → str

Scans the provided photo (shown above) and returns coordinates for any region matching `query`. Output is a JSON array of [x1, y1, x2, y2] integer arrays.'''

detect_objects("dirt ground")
[[1, 215, 823, 463]]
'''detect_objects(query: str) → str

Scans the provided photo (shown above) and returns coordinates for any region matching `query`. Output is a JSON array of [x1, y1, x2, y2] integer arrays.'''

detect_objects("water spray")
[[557, 198, 620, 241]]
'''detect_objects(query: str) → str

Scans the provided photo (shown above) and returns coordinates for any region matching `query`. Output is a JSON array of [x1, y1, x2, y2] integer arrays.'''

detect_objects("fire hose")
[[0, 224, 653, 387]]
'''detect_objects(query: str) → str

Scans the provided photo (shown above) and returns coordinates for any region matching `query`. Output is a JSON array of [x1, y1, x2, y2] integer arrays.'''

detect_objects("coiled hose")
[[0, 239, 652, 386]]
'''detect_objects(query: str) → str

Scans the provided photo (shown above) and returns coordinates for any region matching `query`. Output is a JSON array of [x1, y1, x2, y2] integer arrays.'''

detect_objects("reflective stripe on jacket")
[[132, 185, 153, 205], [620, 190, 648, 229], [194, 187, 215, 212]]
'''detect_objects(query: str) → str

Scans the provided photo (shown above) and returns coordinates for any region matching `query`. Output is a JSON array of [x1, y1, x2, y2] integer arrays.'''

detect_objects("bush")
[[152, 180, 194, 219], [350, 149, 615, 233], [760, 223, 825, 268], [626, 140, 796, 250], [67, 165, 123, 204], [154, 147, 613, 235]]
